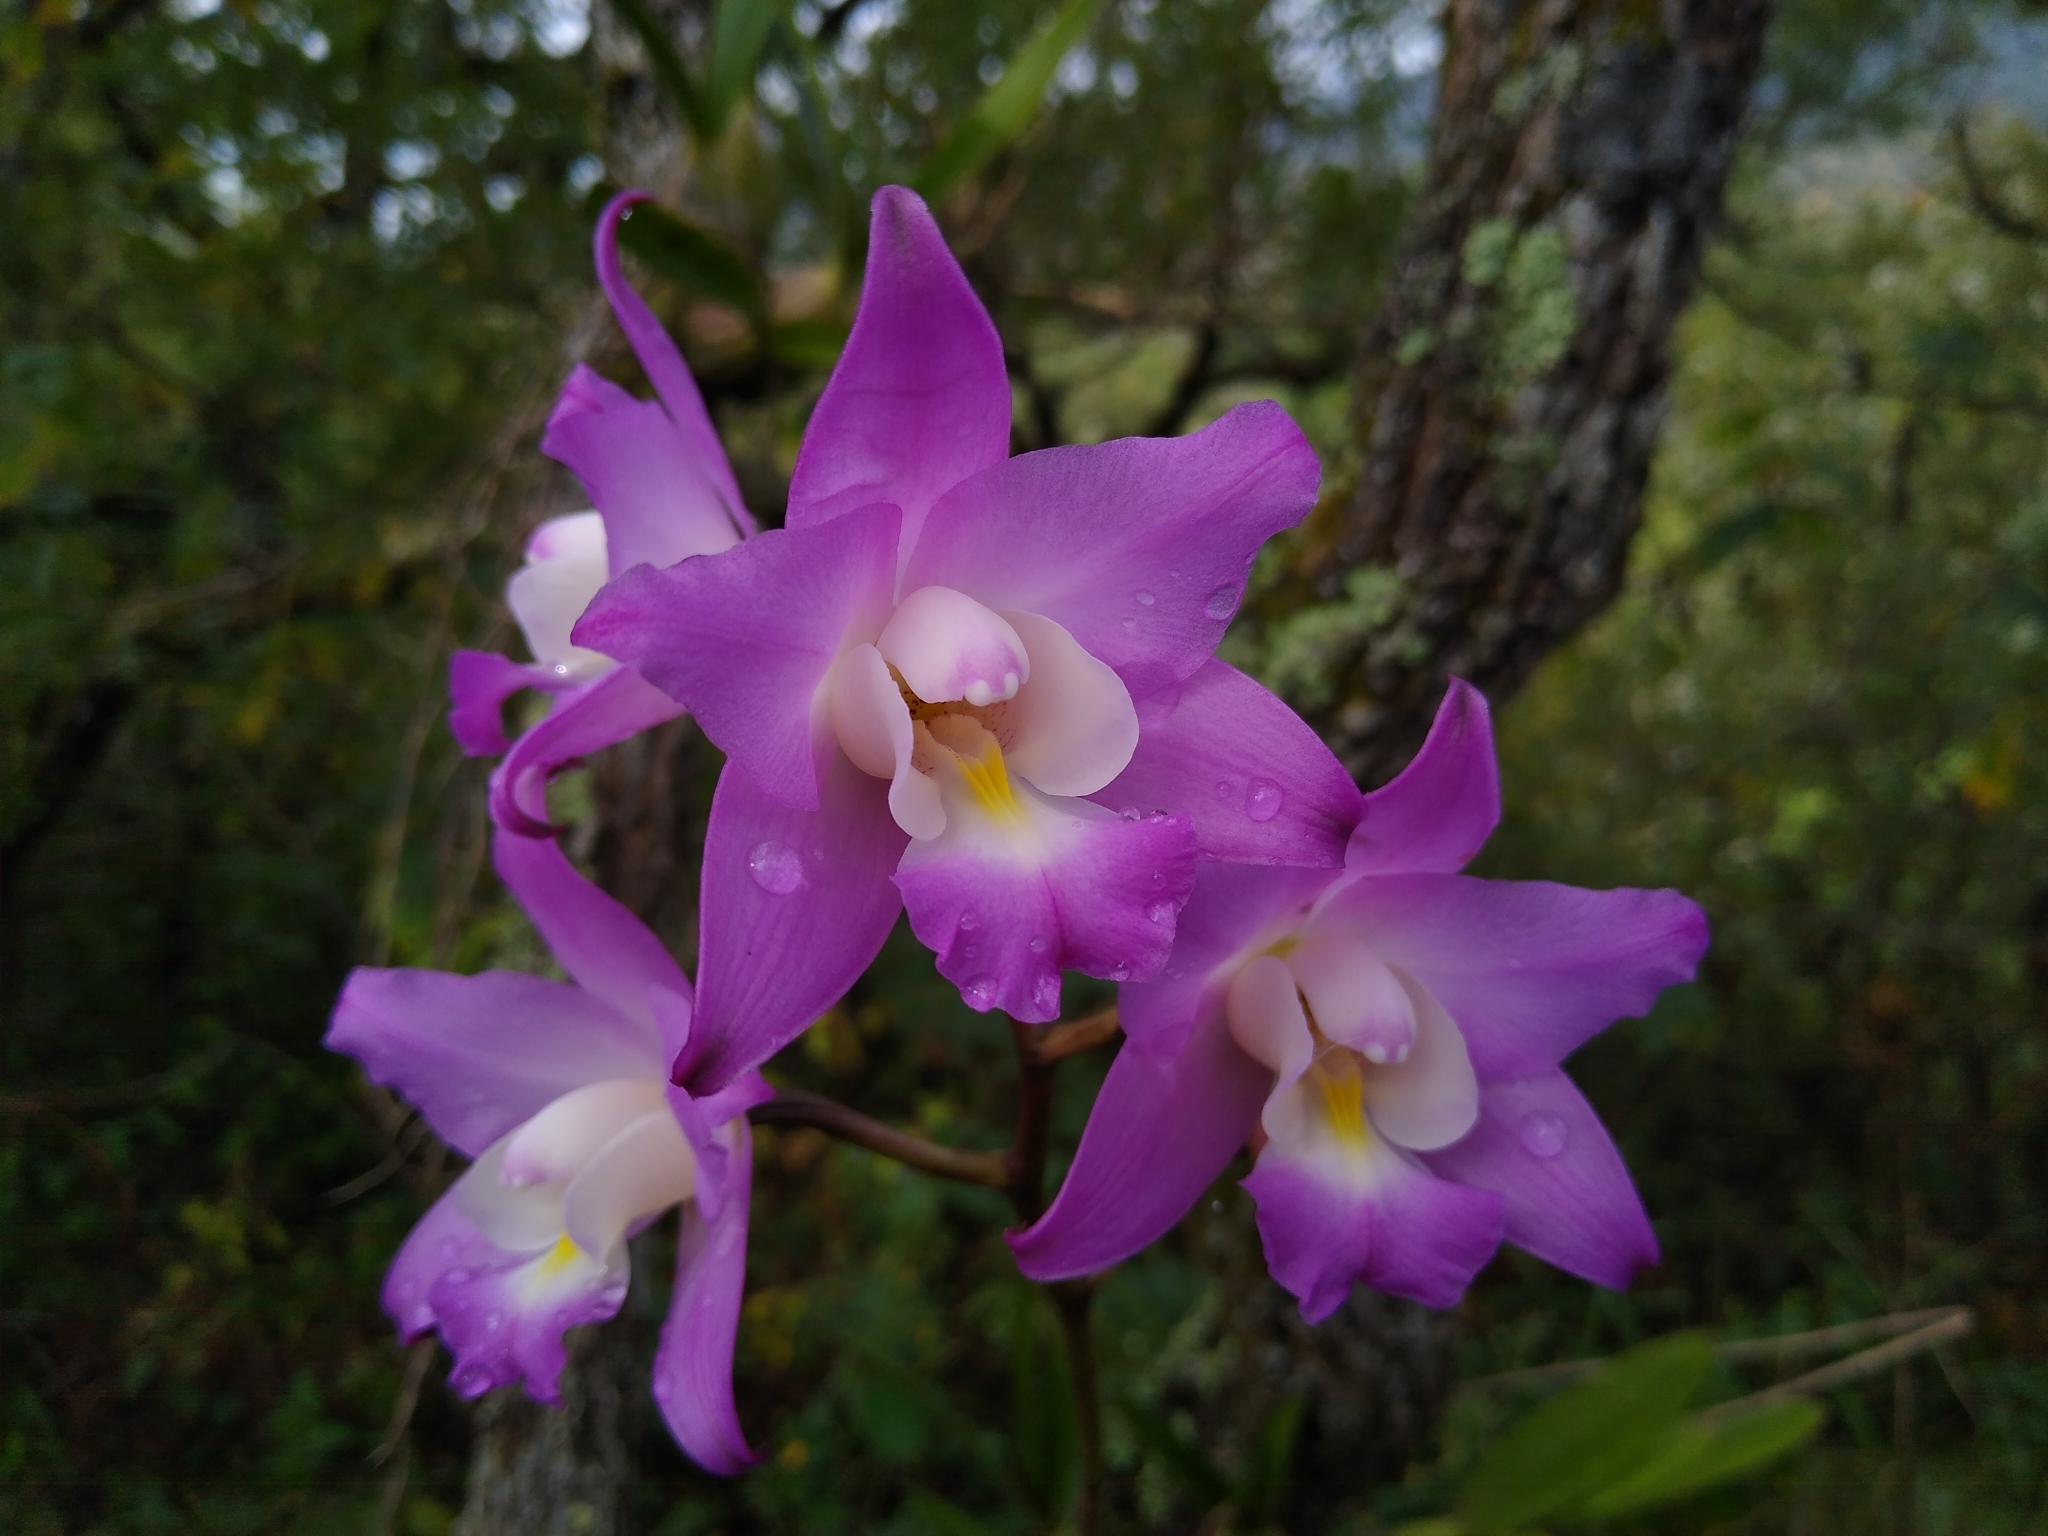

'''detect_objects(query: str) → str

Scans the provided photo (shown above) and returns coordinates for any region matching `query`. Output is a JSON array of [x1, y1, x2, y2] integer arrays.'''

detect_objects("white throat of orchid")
[[1223, 925, 1480, 1180], [507, 510, 615, 684], [453, 1076, 696, 1296], [827, 585, 1140, 842]]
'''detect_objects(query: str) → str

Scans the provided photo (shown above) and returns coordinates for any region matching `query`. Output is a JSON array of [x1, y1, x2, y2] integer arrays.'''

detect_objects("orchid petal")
[[562, 1109, 698, 1259], [327, 968, 661, 1156], [430, 1238, 629, 1405], [1100, 660, 1360, 868], [382, 1183, 502, 1342], [596, 191, 751, 536], [453, 1138, 567, 1251], [491, 829, 688, 1037], [488, 664, 686, 837], [1223, 953, 1318, 1147], [829, 643, 944, 839], [1283, 932, 1415, 1064], [666, 1073, 773, 1227], [506, 512, 613, 678], [1244, 1141, 1503, 1319], [542, 365, 743, 575], [574, 503, 900, 811], [903, 402, 1320, 700], [654, 1116, 759, 1474], [876, 586, 1028, 706], [787, 186, 1010, 551], [1346, 678, 1499, 876], [1011, 1008, 1269, 1281], [500, 1078, 671, 1188], [1359, 975, 1478, 1152], [1318, 874, 1709, 1079], [682, 753, 908, 1091], [1422, 1070, 1659, 1290], [1118, 861, 1331, 1061], [448, 650, 549, 758], [997, 610, 1138, 798]]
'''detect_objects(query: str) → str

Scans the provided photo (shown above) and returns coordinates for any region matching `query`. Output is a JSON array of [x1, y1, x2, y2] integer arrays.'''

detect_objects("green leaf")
[[615, 204, 766, 325], [608, 0, 713, 142], [707, 0, 784, 137], [1120, 1399, 1231, 1510], [911, 0, 1100, 198], [1576, 1398, 1824, 1520], [1237, 1394, 1306, 1524], [766, 317, 849, 368], [1010, 1288, 1080, 1519], [1456, 1333, 1716, 1535]]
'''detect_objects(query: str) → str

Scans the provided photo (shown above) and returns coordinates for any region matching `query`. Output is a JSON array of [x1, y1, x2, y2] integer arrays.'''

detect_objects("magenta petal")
[[1244, 1149, 1504, 1320], [1101, 659, 1361, 868], [488, 666, 686, 836], [1321, 873, 1710, 1079], [680, 754, 908, 1091], [542, 364, 744, 572], [1422, 1070, 1659, 1289], [902, 402, 1321, 700], [1119, 862, 1334, 1060], [895, 809, 1197, 1022], [786, 186, 1010, 550], [449, 649, 547, 757], [431, 1244, 630, 1405], [383, 1184, 501, 1342], [595, 191, 752, 535], [1347, 678, 1500, 876], [574, 504, 900, 811], [1011, 1009, 1268, 1280], [492, 830, 690, 1038], [653, 1119, 759, 1474], [327, 968, 662, 1156], [665, 1073, 773, 1226]]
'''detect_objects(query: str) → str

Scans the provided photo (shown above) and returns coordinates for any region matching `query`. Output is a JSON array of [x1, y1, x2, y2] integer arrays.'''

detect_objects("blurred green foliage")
[[6, 0, 2048, 1532]]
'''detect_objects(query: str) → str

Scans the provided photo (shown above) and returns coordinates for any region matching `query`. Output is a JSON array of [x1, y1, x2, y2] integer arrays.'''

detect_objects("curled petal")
[[903, 402, 1321, 700], [430, 1238, 630, 1405], [1422, 1070, 1659, 1290], [1359, 975, 1478, 1152], [1099, 660, 1360, 868], [488, 665, 686, 837], [327, 968, 661, 1156], [595, 191, 752, 536], [562, 1110, 698, 1259], [998, 610, 1138, 798], [654, 1117, 759, 1474], [682, 754, 907, 1092], [829, 643, 944, 839], [382, 1183, 502, 1343], [501, 1078, 671, 1188], [1244, 1140, 1503, 1319], [1319, 873, 1710, 1079], [876, 586, 1028, 706], [542, 365, 745, 573], [1347, 678, 1499, 877], [449, 649, 549, 758], [787, 186, 1010, 550], [574, 503, 900, 811], [506, 511, 613, 679], [1010, 1009, 1268, 1281], [666, 1072, 774, 1226]]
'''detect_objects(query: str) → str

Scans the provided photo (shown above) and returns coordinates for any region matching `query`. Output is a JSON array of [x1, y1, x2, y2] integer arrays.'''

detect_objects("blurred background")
[[6, 0, 2048, 1531]]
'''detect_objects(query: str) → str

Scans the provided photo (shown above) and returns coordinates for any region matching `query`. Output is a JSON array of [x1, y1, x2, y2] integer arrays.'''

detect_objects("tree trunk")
[[1276, 0, 1772, 783]]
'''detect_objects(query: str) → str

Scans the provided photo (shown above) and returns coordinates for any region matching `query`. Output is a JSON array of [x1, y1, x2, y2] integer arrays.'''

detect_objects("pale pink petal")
[[488, 665, 687, 837], [1223, 954, 1316, 1146], [998, 610, 1138, 798], [828, 643, 944, 839], [1317, 873, 1710, 1080], [1346, 678, 1499, 876], [1358, 975, 1478, 1152], [901, 402, 1320, 700], [875, 586, 1028, 706], [561, 1109, 698, 1258], [1283, 931, 1415, 1064], [1098, 659, 1360, 868], [573, 503, 900, 811], [506, 511, 612, 677], [500, 1078, 671, 1187], [452, 1138, 566, 1251], [654, 1116, 759, 1473], [786, 186, 1010, 551], [1010, 1010, 1269, 1281], [1422, 1070, 1659, 1290]]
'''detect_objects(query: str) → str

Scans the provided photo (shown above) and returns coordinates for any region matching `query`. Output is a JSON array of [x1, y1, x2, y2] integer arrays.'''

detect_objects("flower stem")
[[749, 1088, 1008, 1187], [1051, 1278, 1106, 1536]]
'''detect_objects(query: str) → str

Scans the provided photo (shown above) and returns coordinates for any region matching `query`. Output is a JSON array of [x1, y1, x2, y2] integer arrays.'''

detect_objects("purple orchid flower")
[[449, 189, 755, 837], [575, 185, 1347, 1088], [1010, 680, 1708, 1320], [326, 830, 767, 1473]]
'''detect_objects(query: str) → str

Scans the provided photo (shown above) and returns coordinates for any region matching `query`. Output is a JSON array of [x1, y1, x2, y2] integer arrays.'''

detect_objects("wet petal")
[[429, 1236, 629, 1405], [1346, 678, 1499, 877], [653, 1116, 759, 1474], [876, 586, 1028, 706], [997, 609, 1138, 798], [1283, 931, 1416, 1064], [382, 1183, 503, 1343], [1359, 974, 1478, 1152]]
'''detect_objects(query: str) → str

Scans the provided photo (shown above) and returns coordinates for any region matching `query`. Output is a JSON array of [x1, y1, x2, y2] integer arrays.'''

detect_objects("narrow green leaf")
[[911, 0, 1100, 198], [1456, 1333, 1716, 1535], [1237, 1394, 1306, 1523], [1010, 1288, 1080, 1518], [707, 0, 784, 137], [615, 204, 766, 325], [608, 0, 713, 142], [1576, 1398, 1824, 1520]]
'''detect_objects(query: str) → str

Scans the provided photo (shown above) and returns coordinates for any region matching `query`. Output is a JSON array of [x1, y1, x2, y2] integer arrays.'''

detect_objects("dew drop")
[[1033, 974, 1062, 1013], [958, 911, 979, 931], [965, 977, 1000, 1009], [747, 841, 805, 895], [1147, 901, 1176, 925], [1244, 778, 1283, 823], [1121, 615, 1138, 632], [551, 662, 571, 677], [1213, 778, 1233, 801], [1135, 589, 1156, 606], [1205, 587, 1237, 621], [1518, 1111, 1568, 1159], [1028, 937, 1048, 954], [484, 1312, 503, 1334], [1109, 963, 1131, 982]]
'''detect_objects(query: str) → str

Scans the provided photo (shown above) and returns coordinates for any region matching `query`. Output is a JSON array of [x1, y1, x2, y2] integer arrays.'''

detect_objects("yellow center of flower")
[[1309, 1047, 1372, 1151], [534, 1233, 583, 1278]]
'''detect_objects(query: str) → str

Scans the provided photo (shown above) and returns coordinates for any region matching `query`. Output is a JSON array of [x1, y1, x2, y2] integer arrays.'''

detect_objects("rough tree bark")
[[450, 0, 1773, 1527]]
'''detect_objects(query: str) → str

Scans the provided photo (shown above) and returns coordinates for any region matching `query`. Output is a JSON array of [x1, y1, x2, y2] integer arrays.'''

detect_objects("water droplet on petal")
[[552, 662, 571, 677], [1034, 974, 1062, 1013], [747, 842, 805, 895], [1121, 615, 1138, 631], [1213, 779, 1233, 801], [1028, 937, 1047, 954], [962, 977, 996, 1009], [1147, 901, 1175, 925], [1120, 805, 1141, 821], [958, 911, 978, 931], [1518, 1111, 1568, 1159], [1109, 963, 1131, 982], [484, 1312, 503, 1334], [1135, 589, 1156, 606], [1205, 587, 1237, 621], [1244, 778, 1283, 823]]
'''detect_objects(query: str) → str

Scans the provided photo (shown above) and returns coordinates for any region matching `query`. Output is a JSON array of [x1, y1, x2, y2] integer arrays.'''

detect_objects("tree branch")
[[1948, 116, 2048, 247], [749, 1087, 1009, 1188]]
